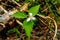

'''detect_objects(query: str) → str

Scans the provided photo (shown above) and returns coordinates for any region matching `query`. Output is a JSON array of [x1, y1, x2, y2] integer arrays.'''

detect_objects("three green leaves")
[[12, 5, 40, 40]]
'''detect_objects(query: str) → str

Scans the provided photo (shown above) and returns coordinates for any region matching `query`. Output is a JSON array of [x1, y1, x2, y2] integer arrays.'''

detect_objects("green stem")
[[23, 37, 25, 40], [28, 37, 30, 40], [16, 35, 18, 40]]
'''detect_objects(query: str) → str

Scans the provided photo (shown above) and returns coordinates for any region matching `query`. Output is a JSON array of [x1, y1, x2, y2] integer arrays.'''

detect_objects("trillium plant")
[[0, 0, 58, 40], [12, 5, 40, 40]]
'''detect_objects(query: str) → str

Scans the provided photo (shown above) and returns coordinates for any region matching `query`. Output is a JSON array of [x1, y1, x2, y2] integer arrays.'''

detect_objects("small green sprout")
[[6, 28, 20, 36]]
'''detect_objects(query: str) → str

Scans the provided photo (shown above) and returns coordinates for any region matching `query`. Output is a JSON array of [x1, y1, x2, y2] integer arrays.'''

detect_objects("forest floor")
[[0, 0, 60, 40]]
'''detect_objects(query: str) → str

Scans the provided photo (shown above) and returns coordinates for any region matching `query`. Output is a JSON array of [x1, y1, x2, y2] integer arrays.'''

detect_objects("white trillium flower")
[[27, 13, 36, 22]]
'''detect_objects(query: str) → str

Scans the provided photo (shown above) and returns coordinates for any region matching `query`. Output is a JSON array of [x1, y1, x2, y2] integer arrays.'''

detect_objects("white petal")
[[29, 13, 32, 16], [27, 18, 31, 22], [32, 17, 36, 20]]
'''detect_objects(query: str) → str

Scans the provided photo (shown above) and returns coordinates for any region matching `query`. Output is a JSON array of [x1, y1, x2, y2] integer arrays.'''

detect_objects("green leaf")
[[23, 20, 34, 40], [29, 5, 40, 16], [57, 0, 60, 4], [57, 10, 60, 15], [15, 0, 19, 2], [49, 23, 53, 31], [12, 11, 27, 18], [6, 28, 20, 35], [25, 0, 32, 2], [57, 34, 60, 39]]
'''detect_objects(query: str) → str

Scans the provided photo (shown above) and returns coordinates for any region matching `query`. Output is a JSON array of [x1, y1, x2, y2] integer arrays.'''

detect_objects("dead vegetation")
[[0, 0, 60, 40]]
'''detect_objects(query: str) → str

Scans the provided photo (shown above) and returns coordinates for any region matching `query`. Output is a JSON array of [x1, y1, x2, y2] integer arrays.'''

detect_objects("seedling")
[[12, 5, 40, 40]]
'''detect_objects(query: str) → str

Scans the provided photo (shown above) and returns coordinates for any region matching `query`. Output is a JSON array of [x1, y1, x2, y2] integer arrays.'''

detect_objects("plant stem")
[[28, 37, 30, 40]]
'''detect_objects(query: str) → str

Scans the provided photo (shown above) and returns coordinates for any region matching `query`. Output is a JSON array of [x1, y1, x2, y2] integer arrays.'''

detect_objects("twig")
[[20, 3, 29, 12], [41, 2, 57, 12], [12, 0, 21, 7], [16, 20, 23, 26], [39, 18, 47, 26], [8, 9, 18, 15], [0, 5, 9, 23], [36, 14, 57, 40], [1, 3, 14, 8], [41, 6, 51, 12], [0, 23, 5, 28], [0, 5, 8, 13], [46, 17, 57, 40], [0, 5, 18, 15], [0, 5, 18, 23]]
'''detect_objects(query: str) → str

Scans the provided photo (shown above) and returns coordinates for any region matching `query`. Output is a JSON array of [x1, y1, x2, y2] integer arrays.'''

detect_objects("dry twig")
[[37, 14, 57, 40], [0, 23, 5, 28], [16, 20, 23, 26], [11, 0, 21, 7]]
